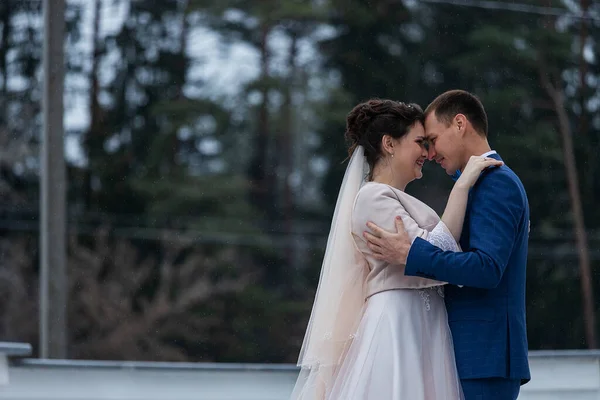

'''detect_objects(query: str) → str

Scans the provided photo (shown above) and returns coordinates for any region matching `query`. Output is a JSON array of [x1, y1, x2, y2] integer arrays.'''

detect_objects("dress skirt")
[[328, 287, 464, 400]]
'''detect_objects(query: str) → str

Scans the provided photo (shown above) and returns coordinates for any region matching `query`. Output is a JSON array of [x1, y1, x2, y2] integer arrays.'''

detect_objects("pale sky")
[[64, 0, 263, 165]]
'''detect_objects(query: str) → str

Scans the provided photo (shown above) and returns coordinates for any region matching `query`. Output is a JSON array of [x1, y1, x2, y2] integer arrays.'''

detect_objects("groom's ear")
[[454, 114, 468, 136]]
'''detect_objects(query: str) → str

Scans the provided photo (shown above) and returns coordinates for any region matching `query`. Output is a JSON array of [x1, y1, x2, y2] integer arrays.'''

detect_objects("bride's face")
[[391, 123, 428, 182]]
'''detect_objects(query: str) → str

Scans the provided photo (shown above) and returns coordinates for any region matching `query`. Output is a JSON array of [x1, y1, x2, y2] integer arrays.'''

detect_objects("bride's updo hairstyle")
[[345, 99, 424, 180]]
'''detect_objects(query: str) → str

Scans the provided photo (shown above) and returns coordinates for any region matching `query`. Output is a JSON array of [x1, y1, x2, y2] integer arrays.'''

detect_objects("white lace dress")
[[327, 223, 464, 400]]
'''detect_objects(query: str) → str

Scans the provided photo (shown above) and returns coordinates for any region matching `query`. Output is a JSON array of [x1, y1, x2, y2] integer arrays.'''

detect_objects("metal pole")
[[40, 0, 67, 359]]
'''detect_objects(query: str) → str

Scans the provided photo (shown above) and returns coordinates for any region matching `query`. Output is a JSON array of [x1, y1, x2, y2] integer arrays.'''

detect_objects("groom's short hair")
[[425, 90, 488, 137]]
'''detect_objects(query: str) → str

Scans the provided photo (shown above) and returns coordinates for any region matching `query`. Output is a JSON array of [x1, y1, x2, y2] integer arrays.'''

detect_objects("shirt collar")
[[480, 150, 497, 158]]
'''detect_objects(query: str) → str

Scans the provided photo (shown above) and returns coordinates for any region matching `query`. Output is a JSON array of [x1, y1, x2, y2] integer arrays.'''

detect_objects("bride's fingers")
[[483, 157, 503, 163], [466, 158, 498, 170], [478, 159, 503, 169], [484, 160, 503, 168]]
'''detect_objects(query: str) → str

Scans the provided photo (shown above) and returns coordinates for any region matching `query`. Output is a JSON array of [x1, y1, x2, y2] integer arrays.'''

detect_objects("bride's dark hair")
[[345, 99, 424, 180]]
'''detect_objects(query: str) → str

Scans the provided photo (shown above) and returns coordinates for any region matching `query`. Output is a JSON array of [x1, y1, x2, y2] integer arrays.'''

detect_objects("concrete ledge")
[[16, 358, 298, 371], [0, 349, 599, 399], [0, 342, 32, 386], [0, 361, 298, 400], [0, 342, 32, 358], [529, 349, 600, 358]]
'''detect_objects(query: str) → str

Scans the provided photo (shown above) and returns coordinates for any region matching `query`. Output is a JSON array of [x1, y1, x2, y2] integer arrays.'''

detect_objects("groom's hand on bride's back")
[[364, 217, 411, 265]]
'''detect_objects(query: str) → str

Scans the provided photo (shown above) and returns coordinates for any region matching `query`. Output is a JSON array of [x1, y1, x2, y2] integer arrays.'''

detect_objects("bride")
[[289, 99, 502, 399]]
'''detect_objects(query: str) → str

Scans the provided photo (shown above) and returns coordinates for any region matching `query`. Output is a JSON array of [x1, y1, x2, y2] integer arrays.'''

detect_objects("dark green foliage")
[[0, 0, 598, 361]]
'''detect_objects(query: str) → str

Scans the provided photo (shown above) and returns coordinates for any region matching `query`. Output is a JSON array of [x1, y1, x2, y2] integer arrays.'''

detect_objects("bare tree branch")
[[68, 226, 253, 361]]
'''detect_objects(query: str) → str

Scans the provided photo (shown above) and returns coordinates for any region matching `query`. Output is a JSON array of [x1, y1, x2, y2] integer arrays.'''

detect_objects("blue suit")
[[405, 153, 530, 399]]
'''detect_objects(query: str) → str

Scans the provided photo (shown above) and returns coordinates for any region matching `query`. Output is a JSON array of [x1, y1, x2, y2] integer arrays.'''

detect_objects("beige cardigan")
[[351, 182, 450, 299]]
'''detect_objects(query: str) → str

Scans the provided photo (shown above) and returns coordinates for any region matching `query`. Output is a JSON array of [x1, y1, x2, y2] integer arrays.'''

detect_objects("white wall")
[[0, 360, 297, 400], [0, 348, 599, 400], [520, 351, 600, 400]]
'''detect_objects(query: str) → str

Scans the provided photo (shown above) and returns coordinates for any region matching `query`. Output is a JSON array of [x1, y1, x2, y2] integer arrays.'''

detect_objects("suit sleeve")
[[404, 171, 524, 288]]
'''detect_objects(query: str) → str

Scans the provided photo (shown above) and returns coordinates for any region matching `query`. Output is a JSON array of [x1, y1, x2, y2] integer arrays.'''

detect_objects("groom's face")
[[424, 112, 463, 175]]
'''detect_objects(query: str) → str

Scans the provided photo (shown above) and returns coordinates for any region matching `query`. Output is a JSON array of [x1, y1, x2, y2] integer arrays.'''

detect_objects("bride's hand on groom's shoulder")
[[364, 217, 411, 265], [456, 156, 504, 189]]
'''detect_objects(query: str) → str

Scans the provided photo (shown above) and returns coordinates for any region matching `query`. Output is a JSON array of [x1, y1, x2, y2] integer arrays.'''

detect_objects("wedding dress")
[[327, 182, 463, 399], [290, 147, 463, 400]]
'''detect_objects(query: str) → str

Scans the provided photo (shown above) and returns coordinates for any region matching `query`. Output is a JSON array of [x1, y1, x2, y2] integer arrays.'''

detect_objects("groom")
[[364, 90, 530, 399]]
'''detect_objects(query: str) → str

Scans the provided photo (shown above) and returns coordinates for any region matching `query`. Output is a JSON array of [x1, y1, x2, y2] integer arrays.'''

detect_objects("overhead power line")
[[417, 0, 600, 22]]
